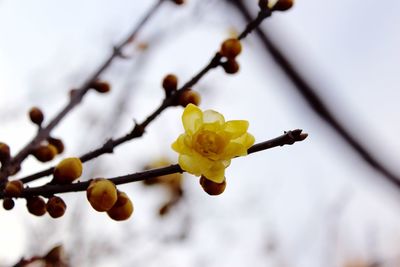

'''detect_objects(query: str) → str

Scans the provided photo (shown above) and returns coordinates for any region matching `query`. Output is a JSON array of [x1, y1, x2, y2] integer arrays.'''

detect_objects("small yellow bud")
[[3, 198, 15, 210], [222, 59, 240, 74], [178, 89, 201, 107], [53, 157, 83, 184], [0, 142, 10, 163], [26, 196, 47, 216], [87, 178, 118, 212], [162, 74, 178, 96], [29, 107, 44, 126], [200, 176, 226, 195], [220, 39, 242, 59], [32, 144, 58, 162], [4, 180, 24, 197], [107, 191, 134, 221], [46, 196, 66, 218], [48, 137, 65, 154], [90, 80, 111, 93]]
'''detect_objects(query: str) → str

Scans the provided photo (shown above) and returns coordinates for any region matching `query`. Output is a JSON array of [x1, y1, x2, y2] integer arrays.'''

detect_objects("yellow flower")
[[172, 104, 255, 183]]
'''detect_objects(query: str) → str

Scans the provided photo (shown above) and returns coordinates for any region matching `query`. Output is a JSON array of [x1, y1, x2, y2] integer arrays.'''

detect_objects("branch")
[[0, 0, 165, 181], [228, 0, 400, 189], [18, 5, 275, 184], [8, 129, 308, 199]]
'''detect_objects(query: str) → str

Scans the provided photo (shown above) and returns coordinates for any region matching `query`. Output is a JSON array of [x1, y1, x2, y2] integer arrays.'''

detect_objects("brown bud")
[[107, 191, 134, 221], [87, 178, 118, 212], [53, 157, 82, 184], [220, 38, 242, 59], [162, 74, 178, 96], [32, 144, 58, 162], [172, 0, 185, 5], [46, 196, 66, 218], [90, 80, 111, 93], [29, 107, 44, 126], [26, 196, 47, 216], [3, 198, 15, 210], [0, 142, 11, 163], [48, 137, 65, 154], [272, 0, 293, 11], [178, 89, 201, 107], [222, 59, 240, 74], [4, 180, 24, 197], [200, 176, 226, 195]]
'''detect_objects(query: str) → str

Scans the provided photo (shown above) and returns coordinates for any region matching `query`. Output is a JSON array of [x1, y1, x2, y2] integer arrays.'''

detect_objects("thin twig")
[[228, 0, 400, 188], [0, 0, 165, 182], [9, 129, 308, 199], [19, 5, 274, 184]]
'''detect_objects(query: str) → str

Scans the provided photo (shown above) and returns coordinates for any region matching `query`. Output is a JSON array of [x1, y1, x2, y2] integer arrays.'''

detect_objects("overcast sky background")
[[0, 0, 400, 266]]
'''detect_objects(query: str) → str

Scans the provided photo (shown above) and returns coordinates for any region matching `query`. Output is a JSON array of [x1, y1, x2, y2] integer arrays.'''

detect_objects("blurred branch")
[[6, 129, 308, 198], [19, 5, 275, 184], [228, 0, 400, 189], [0, 0, 165, 182]]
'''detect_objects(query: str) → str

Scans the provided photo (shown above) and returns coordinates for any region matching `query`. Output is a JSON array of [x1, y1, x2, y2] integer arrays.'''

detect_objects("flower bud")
[[162, 74, 178, 96], [222, 59, 240, 74], [87, 178, 118, 212], [271, 0, 293, 11], [0, 142, 11, 163], [3, 198, 15, 210], [178, 89, 201, 107], [26, 196, 47, 216], [29, 107, 44, 126], [200, 176, 226, 195], [53, 157, 82, 184], [172, 0, 185, 5], [107, 191, 134, 221], [48, 137, 65, 154], [32, 144, 58, 162], [4, 180, 24, 197], [90, 80, 111, 93], [46, 196, 66, 218], [220, 39, 242, 59]]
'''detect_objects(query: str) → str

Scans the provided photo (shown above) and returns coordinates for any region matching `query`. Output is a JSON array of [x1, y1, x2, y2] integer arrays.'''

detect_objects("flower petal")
[[182, 104, 203, 134], [203, 160, 230, 183], [231, 133, 255, 156], [178, 154, 212, 176], [171, 134, 192, 154], [223, 120, 249, 139], [203, 109, 225, 125]]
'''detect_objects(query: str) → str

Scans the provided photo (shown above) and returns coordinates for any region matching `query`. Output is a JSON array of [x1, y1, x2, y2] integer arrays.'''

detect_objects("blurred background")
[[0, 0, 400, 266]]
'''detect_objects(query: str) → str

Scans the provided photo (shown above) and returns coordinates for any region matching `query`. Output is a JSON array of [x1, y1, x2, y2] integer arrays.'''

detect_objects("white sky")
[[0, 0, 400, 266]]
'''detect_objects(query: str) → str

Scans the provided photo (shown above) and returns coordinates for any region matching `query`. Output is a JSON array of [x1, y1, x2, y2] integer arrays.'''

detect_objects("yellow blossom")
[[172, 104, 255, 183]]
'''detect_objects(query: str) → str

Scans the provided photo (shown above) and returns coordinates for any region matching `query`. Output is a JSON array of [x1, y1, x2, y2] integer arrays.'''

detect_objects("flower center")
[[193, 130, 225, 158]]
